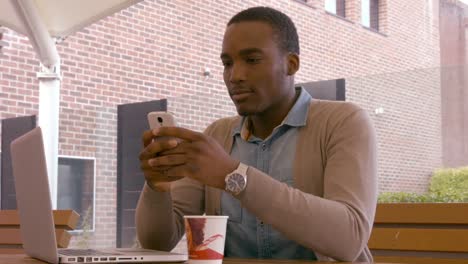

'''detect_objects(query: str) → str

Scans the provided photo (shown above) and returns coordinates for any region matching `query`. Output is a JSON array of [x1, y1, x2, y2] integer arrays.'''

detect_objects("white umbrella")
[[0, 0, 142, 208]]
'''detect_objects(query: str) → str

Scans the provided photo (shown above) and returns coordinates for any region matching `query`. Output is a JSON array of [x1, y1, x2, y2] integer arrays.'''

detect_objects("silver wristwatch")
[[225, 162, 248, 195]]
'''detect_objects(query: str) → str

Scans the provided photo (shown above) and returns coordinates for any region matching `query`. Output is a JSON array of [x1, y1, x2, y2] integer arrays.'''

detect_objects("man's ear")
[[287, 53, 300, 76]]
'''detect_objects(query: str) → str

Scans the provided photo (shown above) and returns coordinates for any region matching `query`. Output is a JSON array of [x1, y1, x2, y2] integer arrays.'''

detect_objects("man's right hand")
[[139, 129, 183, 191]]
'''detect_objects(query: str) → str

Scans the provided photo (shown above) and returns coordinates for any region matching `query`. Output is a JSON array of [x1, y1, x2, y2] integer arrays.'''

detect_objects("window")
[[325, 0, 346, 17], [57, 156, 95, 231], [362, 0, 379, 30]]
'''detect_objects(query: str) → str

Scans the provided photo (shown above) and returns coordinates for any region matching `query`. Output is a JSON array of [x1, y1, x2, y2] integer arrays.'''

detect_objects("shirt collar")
[[232, 86, 311, 140]]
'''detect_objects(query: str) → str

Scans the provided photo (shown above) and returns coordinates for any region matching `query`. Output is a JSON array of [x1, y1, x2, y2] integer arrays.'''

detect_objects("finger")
[[156, 127, 205, 142], [149, 154, 187, 168], [140, 160, 172, 171], [140, 157, 179, 172], [142, 130, 155, 147], [140, 159, 152, 170], [165, 165, 189, 179], [159, 140, 191, 156], [139, 139, 178, 160], [139, 145, 157, 161]]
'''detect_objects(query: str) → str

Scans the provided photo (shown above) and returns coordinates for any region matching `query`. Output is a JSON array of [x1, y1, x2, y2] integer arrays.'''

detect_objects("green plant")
[[429, 167, 468, 202], [378, 166, 468, 203], [378, 192, 428, 203]]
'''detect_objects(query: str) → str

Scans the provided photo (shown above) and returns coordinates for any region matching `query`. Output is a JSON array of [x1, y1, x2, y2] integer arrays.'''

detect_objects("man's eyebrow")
[[239, 48, 263, 56], [220, 48, 264, 59], [220, 53, 230, 59]]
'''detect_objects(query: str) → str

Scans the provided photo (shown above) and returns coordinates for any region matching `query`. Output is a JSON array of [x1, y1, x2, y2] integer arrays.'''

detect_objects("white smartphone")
[[147, 111, 178, 130]]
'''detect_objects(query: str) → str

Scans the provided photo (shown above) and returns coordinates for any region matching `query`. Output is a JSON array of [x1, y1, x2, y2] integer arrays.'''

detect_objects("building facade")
[[0, 0, 460, 248]]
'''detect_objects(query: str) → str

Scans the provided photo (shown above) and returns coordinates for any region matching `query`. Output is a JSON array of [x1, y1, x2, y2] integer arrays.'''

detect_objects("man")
[[136, 6, 377, 262]]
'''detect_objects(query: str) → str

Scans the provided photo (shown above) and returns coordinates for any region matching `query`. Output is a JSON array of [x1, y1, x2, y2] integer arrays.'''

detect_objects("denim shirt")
[[221, 87, 317, 260]]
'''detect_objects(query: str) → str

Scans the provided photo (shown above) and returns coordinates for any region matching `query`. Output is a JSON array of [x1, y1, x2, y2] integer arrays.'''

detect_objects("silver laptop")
[[10, 127, 188, 264]]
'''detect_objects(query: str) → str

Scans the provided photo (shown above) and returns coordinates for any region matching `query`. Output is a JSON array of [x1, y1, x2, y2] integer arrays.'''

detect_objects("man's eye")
[[246, 58, 261, 64], [222, 61, 232, 67]]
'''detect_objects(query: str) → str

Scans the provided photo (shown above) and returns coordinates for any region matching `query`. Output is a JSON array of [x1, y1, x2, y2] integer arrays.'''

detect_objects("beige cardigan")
[[136, 99, 377, 262]]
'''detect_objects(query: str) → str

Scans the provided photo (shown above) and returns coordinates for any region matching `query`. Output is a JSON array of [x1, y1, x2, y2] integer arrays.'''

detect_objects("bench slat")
[[0, 210, 79, 230], [375, 203, 468, 224], [0, 229, 71, 248], [369, 228, 468, 252], [374, 256, 468, 264]]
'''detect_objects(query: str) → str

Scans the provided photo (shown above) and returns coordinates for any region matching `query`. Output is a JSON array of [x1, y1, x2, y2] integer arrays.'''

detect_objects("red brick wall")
[[347, 68, 441, 192], [0, 26, 40, 127], [0, 0, 442, 247]]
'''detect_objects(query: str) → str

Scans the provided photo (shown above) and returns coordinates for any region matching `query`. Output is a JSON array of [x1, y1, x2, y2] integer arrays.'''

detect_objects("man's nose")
[[229, 63, 246, 83]]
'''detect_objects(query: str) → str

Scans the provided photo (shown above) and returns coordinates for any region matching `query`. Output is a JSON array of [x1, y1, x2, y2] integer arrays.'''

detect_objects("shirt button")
[[261, 144, 266, 151]]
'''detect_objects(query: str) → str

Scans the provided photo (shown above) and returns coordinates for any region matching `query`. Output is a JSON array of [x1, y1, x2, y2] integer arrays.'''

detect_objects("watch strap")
[[236, 162, 248, 175]]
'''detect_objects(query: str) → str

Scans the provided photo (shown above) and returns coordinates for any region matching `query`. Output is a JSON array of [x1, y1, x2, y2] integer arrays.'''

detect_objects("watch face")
[[227, 173, 246, 193]]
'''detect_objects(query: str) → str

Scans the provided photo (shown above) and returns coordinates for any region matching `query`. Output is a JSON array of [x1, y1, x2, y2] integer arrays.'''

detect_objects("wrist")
[[221, 160, 240, 189], [224, 162, 248, 195]]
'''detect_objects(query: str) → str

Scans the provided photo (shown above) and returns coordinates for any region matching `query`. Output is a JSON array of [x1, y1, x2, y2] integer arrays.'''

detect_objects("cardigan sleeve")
[[135, 177, 205, 251]]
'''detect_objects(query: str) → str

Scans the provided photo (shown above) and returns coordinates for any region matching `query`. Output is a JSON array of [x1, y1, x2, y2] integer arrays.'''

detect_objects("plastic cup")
[[183, 215, 228, 264]]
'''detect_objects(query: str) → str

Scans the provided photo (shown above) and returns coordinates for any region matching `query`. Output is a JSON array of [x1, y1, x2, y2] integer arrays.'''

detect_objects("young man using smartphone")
[[137, 6, 377, 262]]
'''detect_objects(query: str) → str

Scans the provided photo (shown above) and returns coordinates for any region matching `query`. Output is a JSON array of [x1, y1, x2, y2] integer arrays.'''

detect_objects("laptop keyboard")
[[58, 249, 118, 256]]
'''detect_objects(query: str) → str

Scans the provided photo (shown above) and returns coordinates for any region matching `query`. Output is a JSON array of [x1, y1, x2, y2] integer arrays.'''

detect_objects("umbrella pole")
[[37, 62, 61, 210], [13, 0, 61, 209]]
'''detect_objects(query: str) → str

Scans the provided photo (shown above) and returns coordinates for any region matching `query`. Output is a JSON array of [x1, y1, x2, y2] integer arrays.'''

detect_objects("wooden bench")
[[369, 203, 468, 264], [0, 210, 79, 254]]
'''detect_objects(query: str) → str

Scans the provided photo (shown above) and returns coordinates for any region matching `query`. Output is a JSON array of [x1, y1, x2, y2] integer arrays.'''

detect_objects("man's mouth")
[[230, 90, 253, 102]]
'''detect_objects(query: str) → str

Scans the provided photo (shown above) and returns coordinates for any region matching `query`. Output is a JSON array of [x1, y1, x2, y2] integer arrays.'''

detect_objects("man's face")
[[220, 21, 294, 116]]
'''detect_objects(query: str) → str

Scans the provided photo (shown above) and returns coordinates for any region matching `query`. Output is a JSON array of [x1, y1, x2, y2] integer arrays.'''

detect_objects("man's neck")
[[249, 89, 299, 140]]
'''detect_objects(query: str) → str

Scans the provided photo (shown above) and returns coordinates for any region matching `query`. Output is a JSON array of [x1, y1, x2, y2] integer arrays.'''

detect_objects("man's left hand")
[[148, 127, 239, 189]]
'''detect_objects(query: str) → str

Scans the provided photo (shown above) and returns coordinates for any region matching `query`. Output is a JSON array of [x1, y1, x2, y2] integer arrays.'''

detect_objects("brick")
[[2, 73, 17, 80]]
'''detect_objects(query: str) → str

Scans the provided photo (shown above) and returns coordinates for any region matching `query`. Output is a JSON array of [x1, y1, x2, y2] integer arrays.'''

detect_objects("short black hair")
[[227, 6, 300, 55]]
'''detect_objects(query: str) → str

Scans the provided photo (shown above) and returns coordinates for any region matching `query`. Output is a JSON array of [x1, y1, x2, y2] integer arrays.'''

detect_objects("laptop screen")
[[11, 127, 60, 264]]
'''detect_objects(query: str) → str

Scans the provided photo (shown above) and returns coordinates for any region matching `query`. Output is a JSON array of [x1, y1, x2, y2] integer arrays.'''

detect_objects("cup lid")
[[183, 215, 229, 219]]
